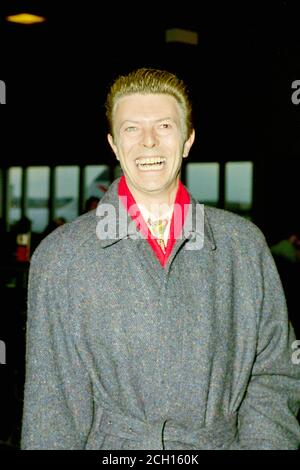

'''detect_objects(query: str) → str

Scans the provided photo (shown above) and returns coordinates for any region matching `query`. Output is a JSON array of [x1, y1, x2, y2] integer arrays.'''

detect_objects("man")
[[22, 68, 300, 450]]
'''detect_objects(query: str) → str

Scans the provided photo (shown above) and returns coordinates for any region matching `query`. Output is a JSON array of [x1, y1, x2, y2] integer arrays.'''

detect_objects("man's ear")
[[107, 134, 119, 161], [183, 129, 195, 158]]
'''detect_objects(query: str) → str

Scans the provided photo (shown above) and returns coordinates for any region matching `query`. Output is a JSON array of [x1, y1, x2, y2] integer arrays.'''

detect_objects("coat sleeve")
[[21, 234, 94, 449], [233, 238, 300, 449]]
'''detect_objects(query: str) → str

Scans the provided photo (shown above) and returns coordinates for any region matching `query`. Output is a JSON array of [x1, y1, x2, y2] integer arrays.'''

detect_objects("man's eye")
[[159, 123, 171, 129], [125, 126, 137, 132]]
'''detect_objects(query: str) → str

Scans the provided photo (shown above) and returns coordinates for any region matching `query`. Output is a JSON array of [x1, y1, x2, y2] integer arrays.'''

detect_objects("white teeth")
[[136, 157, 166, 166]]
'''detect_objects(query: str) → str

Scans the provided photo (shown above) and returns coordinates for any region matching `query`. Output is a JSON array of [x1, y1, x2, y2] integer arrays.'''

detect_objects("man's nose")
[[141, 128, 159, 148]]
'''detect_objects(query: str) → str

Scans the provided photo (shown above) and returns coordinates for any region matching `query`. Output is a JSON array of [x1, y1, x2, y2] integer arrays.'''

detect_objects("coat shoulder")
[[30, 210, 97, 268], [204, 205, 266, 250]]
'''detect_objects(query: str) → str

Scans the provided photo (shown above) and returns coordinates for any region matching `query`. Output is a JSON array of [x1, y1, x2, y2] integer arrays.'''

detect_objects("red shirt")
[[118, 175, 190, 267]]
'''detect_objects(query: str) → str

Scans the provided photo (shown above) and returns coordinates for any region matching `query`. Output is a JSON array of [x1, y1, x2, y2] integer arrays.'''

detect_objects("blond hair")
[[105, 68, 193, 139]]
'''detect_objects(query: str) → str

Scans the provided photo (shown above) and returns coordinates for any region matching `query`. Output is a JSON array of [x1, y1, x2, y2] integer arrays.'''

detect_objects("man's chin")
[[137, 185, 167, 195], [129, 176, 166, 192]]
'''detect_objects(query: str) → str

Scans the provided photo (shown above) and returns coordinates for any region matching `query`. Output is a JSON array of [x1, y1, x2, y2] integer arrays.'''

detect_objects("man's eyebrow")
[[155, 117, 174, 122], [120, 120, 140, 124], [120, 117, 175, 126]]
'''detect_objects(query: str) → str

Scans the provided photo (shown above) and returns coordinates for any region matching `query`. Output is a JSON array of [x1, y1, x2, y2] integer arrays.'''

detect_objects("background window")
[[225, 161, 253, 215], [83, 165, 110, 205], [54, 166, 79, 222], [8, 167, 22, 228], [26, 166, 50, 233], [186, 163, 219, 206]]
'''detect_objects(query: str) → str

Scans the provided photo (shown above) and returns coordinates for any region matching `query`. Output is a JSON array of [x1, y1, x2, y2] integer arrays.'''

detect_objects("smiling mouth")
[[135, 157, 166, 170]]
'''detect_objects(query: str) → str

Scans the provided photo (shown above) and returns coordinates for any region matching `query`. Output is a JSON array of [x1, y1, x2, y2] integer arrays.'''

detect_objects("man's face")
[[107, 93, 194, 197]]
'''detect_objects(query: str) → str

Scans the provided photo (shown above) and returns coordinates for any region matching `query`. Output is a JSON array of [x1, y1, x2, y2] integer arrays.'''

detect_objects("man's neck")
[[127, 180, 179, 217]]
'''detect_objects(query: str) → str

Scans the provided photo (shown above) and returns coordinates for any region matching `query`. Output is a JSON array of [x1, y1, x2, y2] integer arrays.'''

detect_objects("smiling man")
[[21, 68, 300, 450], [107, 92, 194, 206]]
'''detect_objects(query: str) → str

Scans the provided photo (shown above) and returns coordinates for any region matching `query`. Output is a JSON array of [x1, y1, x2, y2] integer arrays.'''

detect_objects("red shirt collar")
[[118, 175, 190, 267]]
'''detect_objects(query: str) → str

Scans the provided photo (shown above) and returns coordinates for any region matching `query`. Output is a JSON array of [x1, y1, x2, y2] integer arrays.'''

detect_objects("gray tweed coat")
[[21, 178, 300, 450]]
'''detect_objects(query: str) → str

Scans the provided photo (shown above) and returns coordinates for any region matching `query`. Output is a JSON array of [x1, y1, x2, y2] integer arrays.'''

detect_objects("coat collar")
[[95, 177, 216, 251]]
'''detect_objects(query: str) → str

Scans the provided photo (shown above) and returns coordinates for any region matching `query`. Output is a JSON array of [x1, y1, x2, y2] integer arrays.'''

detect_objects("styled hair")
[[105, 67, 193, 139]]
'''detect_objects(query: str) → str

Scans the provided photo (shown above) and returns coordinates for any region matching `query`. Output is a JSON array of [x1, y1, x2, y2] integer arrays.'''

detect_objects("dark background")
[[0, 0, 299, 162]]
